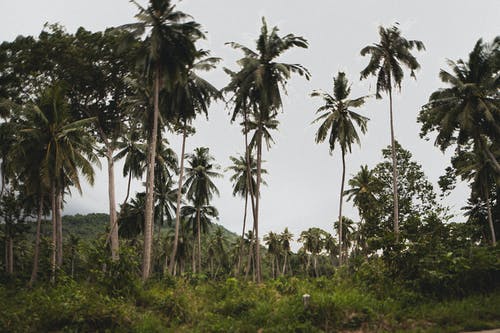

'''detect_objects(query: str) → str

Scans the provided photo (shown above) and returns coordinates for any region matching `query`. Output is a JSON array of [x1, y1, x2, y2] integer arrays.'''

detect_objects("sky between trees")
[[1, 0, 498, 248]]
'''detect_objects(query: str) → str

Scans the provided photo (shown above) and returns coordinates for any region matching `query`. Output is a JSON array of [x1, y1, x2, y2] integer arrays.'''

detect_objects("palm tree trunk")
[[51, 182, 57, 282], [282, 252, 287, 276], [388, 88, 400, 242], [485, 190, 496, 246], [170, 125, 187, 275], [197, 207, 202, 273], [29, 195, 44, 287], [338, 151, 346, 265], [123, 171, 132, 206], [254, 128, 263, 283], [143, 66, 161, 281], [6, 236, 13, 275], [237, 191, 248, 275], [56, 188, 63, 268], [106, 146, 119, 261], [192, 236, 196, 273]]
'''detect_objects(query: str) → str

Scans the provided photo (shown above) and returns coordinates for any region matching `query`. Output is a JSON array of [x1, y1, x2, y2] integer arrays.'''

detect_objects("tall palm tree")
[[334, 216, 355, 262], [226, 154, 267, 274], [168, 52, 221, 275], [225, 17, 310, 282], [21, 84, 98, 280], [360, 24, 424, 241], [180, 204, 218, 272], [183, 147, 221, 272], [312, 72, 369, 265], [125, 0, 203, 280]]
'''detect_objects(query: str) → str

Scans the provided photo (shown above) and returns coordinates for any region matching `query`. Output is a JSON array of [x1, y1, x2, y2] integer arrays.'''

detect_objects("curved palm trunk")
[[254, 128, 263, 283], [143, 66, 161, 281], [106, 147, 119, 261], [485, 190, 496, 246], [123, 171, 132, 206], [29, 195, 44, 287], [169, 125, 187, 275], [388, 88, 400, 242], [338, 151, 346, 265], [197, 207, 202, 273]]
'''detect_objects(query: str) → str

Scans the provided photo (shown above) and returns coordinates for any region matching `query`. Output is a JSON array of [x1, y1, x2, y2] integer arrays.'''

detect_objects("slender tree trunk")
[[170, 125, 187, 275], [243, 109, 258, 274], [254, 128, 263, 283], [29, 195, 44, 287], [485, 190, 496, 246], [123, 171, 132, 206], [192, 237, 196, 273], [306, 254, 310, 276], [143, 66, 161, 281], [56, 189, 63, 268], [314, 255, 318, 277], [282, 252, 287, 276], [237, 191, 248, 275], [51, 182, 57, 282], [197, 207, 202, 273], [106, 146, 119, 261], [388, 88, 400, 242], [338, 151, 346, 265], [6, 236, 13, 275]]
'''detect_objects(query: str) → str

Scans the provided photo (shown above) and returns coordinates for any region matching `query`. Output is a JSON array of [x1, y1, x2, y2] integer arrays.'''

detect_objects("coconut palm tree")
[[182, 147, 221, 272], [168, 52, 221, 275], [263, 231, 281, 278], [21, 84, 98, 280], [360, 24, 425, 241], [225, 17, 310, 282], [279, 228, 293, 275], [124, 0, 204, 280], [312, 72, 369, 265], [298, 227, 326, 277], [226, 154, 267, 274], [419, 37, 500, 172], [334, 216, 356, 262]]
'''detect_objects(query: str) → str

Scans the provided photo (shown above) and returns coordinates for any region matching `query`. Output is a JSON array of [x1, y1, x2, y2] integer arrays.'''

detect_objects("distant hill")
[[36, 213, 240, 242]]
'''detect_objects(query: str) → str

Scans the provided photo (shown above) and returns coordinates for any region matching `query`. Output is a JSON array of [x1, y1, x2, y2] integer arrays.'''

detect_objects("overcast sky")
[[1, 1, 499, 246]]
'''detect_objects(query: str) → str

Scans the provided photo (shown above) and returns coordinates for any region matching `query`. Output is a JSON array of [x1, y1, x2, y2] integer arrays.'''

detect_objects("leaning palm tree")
[[225, 17, 310, 282], [124, 0, 204, 280], [182, 147, 221, 273], [360, 24, 424, 241], [312, 72, 369, 265]]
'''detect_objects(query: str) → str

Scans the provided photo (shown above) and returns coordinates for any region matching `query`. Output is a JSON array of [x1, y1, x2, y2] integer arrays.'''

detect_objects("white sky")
[[1, 0, 499, 246]]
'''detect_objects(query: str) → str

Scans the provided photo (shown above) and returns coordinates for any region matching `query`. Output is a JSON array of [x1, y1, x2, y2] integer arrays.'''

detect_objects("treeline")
[[0, 0, 498, 292]]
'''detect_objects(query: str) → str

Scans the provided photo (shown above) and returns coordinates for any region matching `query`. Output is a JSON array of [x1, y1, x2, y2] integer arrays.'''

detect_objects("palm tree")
[[279, 228, 293, 275], [334, 216, 355, 262], [298, 227, 326, 277], [419, 37, 499, 172], [263, 231, 281, 278], [183, 147, 221, 273], [312, 72, 368, 265], [454, 147, 498, 246], [114, 129, 147, 206], [226, 154, 267, 274], [168, 52, 221, 275], [21, 84, 98, 280], [125, 0, 204, 280], [360, 24, 425, 241], [225, 17, 310, 282], [344, 165, 379, 220]]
